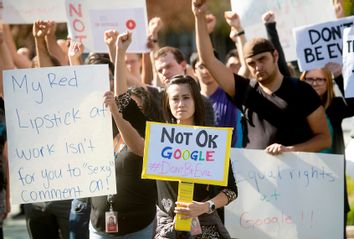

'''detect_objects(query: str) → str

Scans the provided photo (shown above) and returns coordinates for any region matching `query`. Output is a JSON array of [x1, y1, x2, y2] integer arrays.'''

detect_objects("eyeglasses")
[[304, 77, 326, 85]]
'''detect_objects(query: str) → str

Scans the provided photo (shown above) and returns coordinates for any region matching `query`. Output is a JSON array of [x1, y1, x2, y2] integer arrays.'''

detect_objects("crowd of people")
[[0, 0, 353, 238]]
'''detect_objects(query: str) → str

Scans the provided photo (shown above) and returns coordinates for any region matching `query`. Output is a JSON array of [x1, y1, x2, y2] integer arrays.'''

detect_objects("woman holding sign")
[[154, 74, 238, 239], [91, 32, 161, 239], [104, 31, 237, 238]]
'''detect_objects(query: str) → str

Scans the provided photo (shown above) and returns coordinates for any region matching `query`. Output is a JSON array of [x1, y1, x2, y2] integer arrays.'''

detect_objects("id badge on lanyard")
[[105, 195, 118, 233]]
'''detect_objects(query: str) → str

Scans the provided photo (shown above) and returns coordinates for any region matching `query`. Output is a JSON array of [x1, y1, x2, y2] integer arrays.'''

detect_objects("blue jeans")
[[89, 220, 154, 239], [69, 198, 90, 239]]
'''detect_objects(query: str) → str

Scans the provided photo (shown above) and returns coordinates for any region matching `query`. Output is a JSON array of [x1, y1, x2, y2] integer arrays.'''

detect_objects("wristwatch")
[[206, 200, 216, 214]]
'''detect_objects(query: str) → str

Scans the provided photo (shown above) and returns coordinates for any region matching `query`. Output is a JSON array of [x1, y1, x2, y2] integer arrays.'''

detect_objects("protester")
[[23, 20, 71, 239], [123, 44, 215, 127], [67, 39, 125, 239], [300, 66, 354, 153], [262, 11, 293, 77], [66, 40, 90, 239], [190, 53, 242, 148], [101, 31, 235, 238], [92, 89, 158, 238], [91, 32, 160, 239], [300, 66, 354, 237], [224, 11, 248, 78], [154, 74, 237, 238], [192, 0, 331, 154]]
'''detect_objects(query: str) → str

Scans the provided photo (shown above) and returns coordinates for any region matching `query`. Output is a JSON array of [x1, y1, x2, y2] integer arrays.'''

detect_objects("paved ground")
[[3, 206, 29, 239], [2, 119, 354, 239]]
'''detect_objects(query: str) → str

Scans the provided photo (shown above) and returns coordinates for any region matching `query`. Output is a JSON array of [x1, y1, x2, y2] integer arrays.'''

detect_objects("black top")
[[90, 99, 157, 235], [326, 96, 354, 155], [233, 75, 322, 149], [265, 22, 291, 77]]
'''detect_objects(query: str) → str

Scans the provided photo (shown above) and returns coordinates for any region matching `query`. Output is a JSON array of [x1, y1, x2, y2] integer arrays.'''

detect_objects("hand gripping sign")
[[142, 122, 233, 231]]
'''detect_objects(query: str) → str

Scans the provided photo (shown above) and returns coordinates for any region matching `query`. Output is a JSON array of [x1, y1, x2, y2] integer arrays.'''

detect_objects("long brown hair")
[[300, 68, 334, 109], [162, 75, 205, 126], [127, 87, 162, 122]]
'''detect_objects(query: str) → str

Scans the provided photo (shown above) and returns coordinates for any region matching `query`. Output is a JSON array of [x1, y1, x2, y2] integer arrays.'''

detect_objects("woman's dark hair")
[[127, 87, 162, 122], [86, 53, 114, 74], [162, 75, 205, 126]]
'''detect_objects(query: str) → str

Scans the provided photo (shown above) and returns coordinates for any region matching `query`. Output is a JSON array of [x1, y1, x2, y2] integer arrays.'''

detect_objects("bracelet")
[[222, 188, 237, 204], [235, 30, 245, 36]]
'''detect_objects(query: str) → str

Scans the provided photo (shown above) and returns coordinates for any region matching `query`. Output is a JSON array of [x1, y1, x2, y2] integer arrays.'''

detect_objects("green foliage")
[[348, 176, 354, 195], [344, 0, 353, 16], [348, 202, 354, 225]]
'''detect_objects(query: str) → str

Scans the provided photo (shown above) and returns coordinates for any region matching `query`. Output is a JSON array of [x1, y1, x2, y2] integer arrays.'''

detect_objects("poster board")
[[343, 27, 354, 98], [225, 149, 343, 239], [231, 0, 336, 61], [1, 0, 67, 24], [294, 16, 354, 71], [3, 65, 116, 204], [65, 0, 149, 53], [142, 122, 233, 186]]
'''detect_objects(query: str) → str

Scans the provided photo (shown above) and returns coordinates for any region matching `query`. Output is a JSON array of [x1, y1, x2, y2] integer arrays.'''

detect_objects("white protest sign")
[[1, 0, 66, 24], [65, 0, 149, 53], [225, 149, 343, 239], [231, 0, 336, 62], [3, 65, 116, 204], [142, 122, 233, 186], [294, 16, 354, 71], [343, 27, 354, 98]]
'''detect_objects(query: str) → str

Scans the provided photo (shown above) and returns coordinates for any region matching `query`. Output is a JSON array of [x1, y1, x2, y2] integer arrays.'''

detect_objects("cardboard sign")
[[225, 149, 343, 239], [1, 0, 67, 24], [3, 65, 116, 204], [65, 0, 149, 53], [231, 0, 336, 61], [294, 16, 354, 71], [343, 27, 354, 98], [142, 122, 233, 186]]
